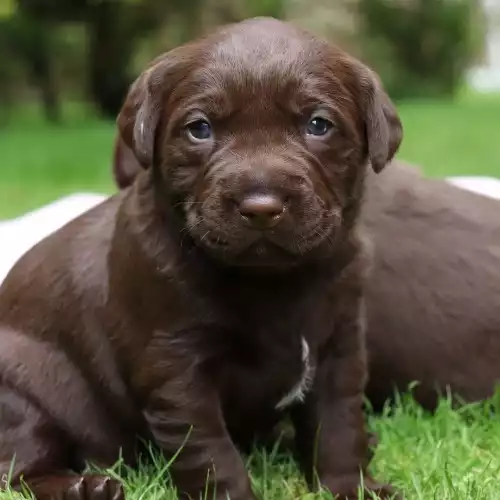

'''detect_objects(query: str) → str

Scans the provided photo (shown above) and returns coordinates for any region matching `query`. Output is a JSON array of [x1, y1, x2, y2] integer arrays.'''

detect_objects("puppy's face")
[[118, 18, 402, 268]]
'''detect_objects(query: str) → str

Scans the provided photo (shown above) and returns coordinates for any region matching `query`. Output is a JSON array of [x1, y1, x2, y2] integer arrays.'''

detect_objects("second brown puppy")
[[0, 18, 402, 500]]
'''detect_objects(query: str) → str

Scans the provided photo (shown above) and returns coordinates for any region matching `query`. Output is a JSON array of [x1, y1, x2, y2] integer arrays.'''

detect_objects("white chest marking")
[[275, 337, 315, 410]]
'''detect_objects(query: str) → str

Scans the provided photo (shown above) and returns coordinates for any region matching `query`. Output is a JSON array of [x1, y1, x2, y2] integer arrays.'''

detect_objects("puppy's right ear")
[[116, 50, 189, 169], [112, 134, 142, 189]]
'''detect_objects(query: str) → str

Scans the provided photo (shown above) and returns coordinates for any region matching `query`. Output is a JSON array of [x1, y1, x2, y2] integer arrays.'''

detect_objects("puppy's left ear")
[[112, 134, 142, 189], [358, 67, 403, 173]]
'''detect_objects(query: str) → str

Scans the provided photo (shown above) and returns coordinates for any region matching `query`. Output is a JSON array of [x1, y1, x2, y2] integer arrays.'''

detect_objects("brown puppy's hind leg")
[[0, 387, 124, 500]]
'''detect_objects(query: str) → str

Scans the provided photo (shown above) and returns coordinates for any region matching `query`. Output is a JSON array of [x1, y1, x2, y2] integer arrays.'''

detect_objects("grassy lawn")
[[3, 396, 500, 499], [1, 95, 500, 499]]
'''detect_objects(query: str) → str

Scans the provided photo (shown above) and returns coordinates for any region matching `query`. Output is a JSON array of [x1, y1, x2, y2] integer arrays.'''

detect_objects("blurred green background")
[[0, 0, 499, 219]]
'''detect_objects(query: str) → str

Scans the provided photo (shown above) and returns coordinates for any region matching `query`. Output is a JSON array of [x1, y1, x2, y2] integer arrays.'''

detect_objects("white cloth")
[[0, 193, 107, 285], [446, 176, 500, 200], [1, 176, 500, 286]]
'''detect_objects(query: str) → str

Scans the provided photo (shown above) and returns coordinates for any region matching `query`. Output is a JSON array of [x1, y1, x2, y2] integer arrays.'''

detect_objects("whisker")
[[180, 218, 206, 247], [172, 199, 206, 212]]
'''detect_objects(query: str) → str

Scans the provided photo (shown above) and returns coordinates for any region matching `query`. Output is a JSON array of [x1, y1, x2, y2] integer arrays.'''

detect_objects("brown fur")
[[0, 18, 402, 500], [114, 104, 500, 412], [362, 162, 500, 410]]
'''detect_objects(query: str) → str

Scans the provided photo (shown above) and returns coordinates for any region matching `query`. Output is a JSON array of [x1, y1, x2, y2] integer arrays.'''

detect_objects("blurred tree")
[[358, 0, 482, 99], [15, 0, 171, 118], [16, 14, 60, 122], [0, 20, 16, 125], [85, 0, 204, 117], [203, 0, 285, 26], [2, 0, 287, 121], [85, 0, 137, 118], [16, 0, 88, 21], [0, 8, 61, 122], [0, 0, 16, 18]]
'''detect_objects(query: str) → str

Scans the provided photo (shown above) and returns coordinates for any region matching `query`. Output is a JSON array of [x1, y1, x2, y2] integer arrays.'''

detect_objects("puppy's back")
[[363, 162, 500, 409]]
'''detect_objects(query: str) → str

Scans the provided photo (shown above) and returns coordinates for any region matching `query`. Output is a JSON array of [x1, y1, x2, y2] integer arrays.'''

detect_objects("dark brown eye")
[[186, 119, 212, 142], [306, 117, 333, 136]]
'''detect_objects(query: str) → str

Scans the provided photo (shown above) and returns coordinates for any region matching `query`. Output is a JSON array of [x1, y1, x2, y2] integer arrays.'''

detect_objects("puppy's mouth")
[[199, 235, 302, 269], [227, 239, 300, 268], [187, 215, 337, 268]]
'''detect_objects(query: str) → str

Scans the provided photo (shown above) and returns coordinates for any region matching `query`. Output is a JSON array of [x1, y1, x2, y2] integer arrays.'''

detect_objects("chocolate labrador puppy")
[[0, 18, 402, 500], [362, 163, 500, 410], [115, 138, 500, 412]]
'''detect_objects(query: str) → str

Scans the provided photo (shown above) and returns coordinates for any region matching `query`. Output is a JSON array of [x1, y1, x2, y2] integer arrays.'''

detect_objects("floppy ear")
[[112, 134, 142, 189], [359, 68, 403, 173], [116, 50, 189, 169]]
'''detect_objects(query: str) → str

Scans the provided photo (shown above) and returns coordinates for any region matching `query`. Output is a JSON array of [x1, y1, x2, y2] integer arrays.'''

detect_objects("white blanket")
[[1, 176, 500, 286], [446, 176, 500, 199], [0, 194, 106, 285]]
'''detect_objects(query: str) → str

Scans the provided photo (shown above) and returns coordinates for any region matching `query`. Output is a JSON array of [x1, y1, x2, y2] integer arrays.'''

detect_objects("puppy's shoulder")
[[0, 193, 123, 321]]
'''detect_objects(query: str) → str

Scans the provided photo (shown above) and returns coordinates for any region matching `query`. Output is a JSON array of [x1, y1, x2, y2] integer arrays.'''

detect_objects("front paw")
[[321, 475, 400, 499], [23, 474, 125, 500]]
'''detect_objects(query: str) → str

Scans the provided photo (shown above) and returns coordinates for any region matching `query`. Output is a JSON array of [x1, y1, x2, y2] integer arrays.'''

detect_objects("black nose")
[[238, 194, 284, 229]]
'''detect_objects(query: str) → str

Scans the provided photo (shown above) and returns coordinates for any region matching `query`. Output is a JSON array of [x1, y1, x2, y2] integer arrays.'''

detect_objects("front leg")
[[292, 270, 398, 499], [141, 338, 256, 500]]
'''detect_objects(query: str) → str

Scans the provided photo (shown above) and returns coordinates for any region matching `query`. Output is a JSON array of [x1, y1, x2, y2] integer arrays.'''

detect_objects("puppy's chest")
[[274, 337, 315, 410], [219, 332, 316, 417]]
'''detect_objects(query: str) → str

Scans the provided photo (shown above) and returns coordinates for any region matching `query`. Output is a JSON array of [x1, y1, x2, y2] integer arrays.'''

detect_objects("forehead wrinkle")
[[166, 68, 232, 121], [201, 60, 304, 94], [212, 26, 308, 63], [201, 39, 355, 115], [183, 64, 303, 123], [298, 75, 353, 110], [168, 28, 358, 128], [203, 29, 312, 93]]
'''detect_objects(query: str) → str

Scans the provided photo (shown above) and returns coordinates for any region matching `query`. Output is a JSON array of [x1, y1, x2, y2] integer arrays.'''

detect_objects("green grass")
[[112, 394, 500, 499], [4, 394, 500, 499], [0, 117, 117, 219], [1, 95, 500, 499], [397, 93, 500, 178]]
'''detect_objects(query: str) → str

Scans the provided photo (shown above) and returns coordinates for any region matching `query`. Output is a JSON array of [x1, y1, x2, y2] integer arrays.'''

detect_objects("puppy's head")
[[117, 17, 402, 268]]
